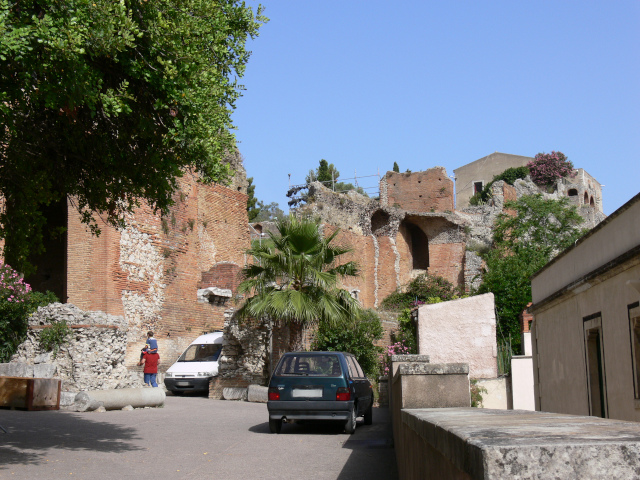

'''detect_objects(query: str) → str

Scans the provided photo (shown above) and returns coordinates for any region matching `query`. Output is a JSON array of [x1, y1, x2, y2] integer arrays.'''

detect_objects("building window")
[[568, 188, 578, 196], [583, 314, 607, 418], [473, 181, 483, 195], [628, 303, 640, 401]]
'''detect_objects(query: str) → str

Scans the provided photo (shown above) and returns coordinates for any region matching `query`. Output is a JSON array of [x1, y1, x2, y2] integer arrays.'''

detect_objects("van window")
[[178, 344, 222, 362]]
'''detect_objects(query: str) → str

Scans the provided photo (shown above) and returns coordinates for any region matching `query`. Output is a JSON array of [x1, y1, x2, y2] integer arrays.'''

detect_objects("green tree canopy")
[[237, 215, 361, 350], [311, 309, 383, 377], [247, 177, 260, 222], [253, 201, 285, 223], [0, 0, 266, 273], [306, 159, 339, 185], [478, 194, 586, 352]]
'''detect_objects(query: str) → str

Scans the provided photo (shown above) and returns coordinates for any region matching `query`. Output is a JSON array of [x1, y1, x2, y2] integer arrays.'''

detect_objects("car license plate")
[[177, 382, 190, 387], [292, 387, 322, 398]]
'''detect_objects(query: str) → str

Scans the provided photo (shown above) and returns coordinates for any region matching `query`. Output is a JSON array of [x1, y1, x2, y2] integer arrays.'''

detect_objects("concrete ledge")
[[397, 362, 468, 376], [391, 355, 430, 363], [401, 408, 640, 479]]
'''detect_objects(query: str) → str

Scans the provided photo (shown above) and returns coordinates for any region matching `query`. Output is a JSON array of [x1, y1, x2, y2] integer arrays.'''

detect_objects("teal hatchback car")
[[267, 351, 373, 434]]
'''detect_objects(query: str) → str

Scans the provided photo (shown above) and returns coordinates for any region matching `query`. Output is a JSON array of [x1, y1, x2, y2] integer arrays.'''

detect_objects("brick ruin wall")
[[65, 174, 250, 370], [380, 168, 454, 212], [302, 174, 468, 309]]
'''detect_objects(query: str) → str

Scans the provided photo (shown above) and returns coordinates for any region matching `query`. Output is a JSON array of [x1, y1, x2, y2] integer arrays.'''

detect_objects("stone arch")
[[253, 223, 263, 234], [370, 209, 391, 236], [584, 192, 589, 204], [568, 188, 578, 197], [590, 196, 595, 207], [399, 220, 429, 270]]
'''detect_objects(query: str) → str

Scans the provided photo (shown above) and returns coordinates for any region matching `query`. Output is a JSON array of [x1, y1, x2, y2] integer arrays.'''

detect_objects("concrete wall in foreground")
[[397, 408, 640, 480], [416, 293, 497, 379]]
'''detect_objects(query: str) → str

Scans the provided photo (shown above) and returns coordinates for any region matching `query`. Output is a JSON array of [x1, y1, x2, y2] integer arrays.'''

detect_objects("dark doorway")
[[584, 315, 607, 418], [402, 222, 429, 270]]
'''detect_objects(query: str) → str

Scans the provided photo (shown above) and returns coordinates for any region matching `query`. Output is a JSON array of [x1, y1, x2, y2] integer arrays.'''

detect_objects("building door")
[[583, 315, 607, 418]]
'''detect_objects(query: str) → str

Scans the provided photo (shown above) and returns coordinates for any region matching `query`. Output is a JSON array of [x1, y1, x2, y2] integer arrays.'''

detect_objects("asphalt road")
[[0, 395, 398, 480]]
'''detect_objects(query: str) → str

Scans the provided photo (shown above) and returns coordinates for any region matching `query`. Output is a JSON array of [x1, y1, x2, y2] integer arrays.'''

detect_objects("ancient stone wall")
[[65, 173, 250, 371], [9, 303, 141, 392]]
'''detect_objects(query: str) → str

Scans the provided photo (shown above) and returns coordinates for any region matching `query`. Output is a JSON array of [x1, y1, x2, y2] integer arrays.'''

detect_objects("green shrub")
[[39, 320, 71, 358], [380, 273, 465, 311], [470, 379, 488, 407], [311, 309, 383, 377], [469, 166, 530, 205]]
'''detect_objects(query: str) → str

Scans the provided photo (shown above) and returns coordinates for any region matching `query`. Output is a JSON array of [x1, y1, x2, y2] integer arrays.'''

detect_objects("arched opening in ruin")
[[568, 189, 578, 197], [590, 196, 595, 207], [584, 192, 589, 204], [371, 210, 391, 236], [253, 224, 263, 234], [400, 220, 429, 270]]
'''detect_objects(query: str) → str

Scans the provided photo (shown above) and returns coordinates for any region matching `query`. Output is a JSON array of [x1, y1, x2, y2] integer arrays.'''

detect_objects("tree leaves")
[[0, 0, 267, 273]]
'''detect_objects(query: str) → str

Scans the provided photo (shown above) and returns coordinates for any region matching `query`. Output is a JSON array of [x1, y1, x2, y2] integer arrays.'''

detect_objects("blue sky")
[[233, 1, 639, 216]]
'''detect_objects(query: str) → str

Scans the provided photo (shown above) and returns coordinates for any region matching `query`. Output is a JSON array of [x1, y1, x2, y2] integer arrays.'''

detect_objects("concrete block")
[[0, 362, 34, 378], [34, 364, 57, 378], [223, 387, 247, 401], [247, 385, 267, 403]]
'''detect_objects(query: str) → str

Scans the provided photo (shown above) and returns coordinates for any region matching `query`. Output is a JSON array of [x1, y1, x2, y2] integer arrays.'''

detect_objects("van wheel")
[[269, 418, 282, 434], [364, 403, 373, 425], [344, 406, 356, 434]]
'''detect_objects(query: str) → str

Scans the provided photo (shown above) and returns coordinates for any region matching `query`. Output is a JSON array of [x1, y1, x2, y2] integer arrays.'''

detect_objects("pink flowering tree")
[[527, 151, 576, 187], [0, 264, 57, 361]]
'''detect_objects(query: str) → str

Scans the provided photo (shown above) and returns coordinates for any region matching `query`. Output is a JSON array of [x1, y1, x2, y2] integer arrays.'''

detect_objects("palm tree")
[[236, 215, 361, 352]]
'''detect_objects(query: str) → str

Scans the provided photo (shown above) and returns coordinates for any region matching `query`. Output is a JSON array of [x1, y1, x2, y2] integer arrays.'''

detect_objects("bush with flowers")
[[379, 308, 418, 377], [527, 151, 576, 188], [0, 263, 58, 362]]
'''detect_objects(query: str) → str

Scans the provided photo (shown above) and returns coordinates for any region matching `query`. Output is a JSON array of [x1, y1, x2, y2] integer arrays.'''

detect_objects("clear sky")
[[233, 1, 639, 216]]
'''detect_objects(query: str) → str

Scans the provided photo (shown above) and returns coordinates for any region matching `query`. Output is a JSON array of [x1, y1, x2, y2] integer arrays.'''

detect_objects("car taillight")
[[268, 387, 280, 401], [336, 387, 351, 401]]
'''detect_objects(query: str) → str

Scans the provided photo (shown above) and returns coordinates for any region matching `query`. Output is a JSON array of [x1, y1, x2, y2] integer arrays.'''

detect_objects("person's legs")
[[144, 373, 151, 386], [150, 373, 158, 387]]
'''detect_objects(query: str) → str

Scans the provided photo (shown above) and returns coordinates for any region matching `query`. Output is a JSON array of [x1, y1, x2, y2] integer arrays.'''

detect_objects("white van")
[[163, 331, 223, 394]]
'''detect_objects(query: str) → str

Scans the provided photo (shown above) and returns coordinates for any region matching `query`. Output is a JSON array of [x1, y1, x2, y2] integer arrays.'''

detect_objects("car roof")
[[190, 331, 223, 345]]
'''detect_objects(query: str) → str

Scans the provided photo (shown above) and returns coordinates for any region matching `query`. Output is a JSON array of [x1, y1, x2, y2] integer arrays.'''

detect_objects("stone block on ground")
[[247, 385, 268, 403], [223, 387, 247, 401]]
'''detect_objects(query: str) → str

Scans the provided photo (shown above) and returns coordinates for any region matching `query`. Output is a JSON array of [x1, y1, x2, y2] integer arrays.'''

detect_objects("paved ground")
[[0, 395, 398, 480]]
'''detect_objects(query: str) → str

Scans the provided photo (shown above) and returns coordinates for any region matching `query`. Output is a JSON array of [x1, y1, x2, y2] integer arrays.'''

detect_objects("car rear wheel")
[[269, 418, 282, 434], [364, 403, 373, 425], [344, 406, 357, 434]]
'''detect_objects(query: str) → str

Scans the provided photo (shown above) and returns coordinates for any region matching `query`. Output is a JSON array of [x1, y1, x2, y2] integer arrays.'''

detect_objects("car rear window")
[[275, 354, 343, 377]]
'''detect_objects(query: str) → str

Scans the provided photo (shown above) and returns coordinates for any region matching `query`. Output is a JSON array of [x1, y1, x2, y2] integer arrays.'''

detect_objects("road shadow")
[[337, 407, 398, 480], [0, 409, 142, 468]]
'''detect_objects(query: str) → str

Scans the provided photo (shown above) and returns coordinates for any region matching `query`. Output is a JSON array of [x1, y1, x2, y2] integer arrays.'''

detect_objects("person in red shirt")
[[138, 349, 160, 387]]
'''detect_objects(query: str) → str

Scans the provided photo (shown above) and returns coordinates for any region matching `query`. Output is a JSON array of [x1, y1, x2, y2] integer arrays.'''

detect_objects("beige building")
[[530, 192, 640, 421], [453, 152, 532, 207]]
